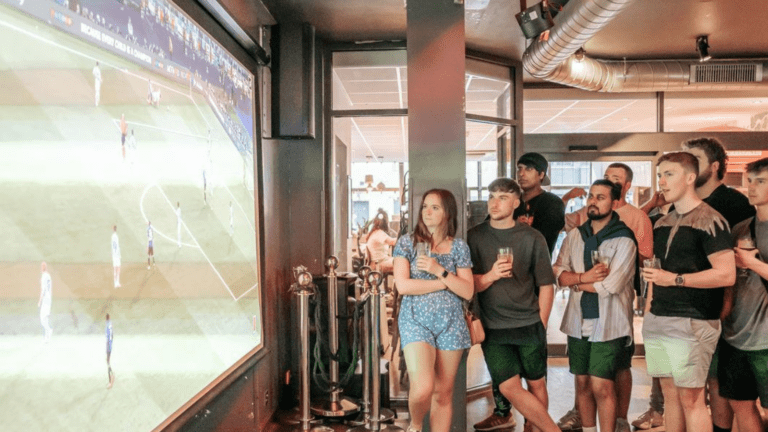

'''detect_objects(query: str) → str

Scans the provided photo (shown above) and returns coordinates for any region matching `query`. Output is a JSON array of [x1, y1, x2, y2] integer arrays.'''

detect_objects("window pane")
[[524, 88, 657, 133], [466, 58, 512, 120], [333, 50, 407, 110], [665, 92, 768, 132]]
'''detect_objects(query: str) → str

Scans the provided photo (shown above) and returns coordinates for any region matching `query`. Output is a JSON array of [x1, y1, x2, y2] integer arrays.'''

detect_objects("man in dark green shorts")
[[554, 179, 637, 432], [468, 177, 559, 432], [720, 157, 768, 432]]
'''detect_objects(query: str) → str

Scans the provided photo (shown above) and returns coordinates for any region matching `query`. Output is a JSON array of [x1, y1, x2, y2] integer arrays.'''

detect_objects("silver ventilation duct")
[[521, 0, 768, 92]]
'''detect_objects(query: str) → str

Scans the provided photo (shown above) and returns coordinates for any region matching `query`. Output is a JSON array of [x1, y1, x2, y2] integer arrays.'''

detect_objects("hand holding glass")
[[737, 236, 757, 277], [591, 250, 612, 270], [497, 247, 513, 278], [641, 257, 661, 297], [414, 242, 431, 275]]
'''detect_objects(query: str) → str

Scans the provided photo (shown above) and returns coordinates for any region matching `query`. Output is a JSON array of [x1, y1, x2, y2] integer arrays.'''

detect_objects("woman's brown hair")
[[413, 189, 458, 245]]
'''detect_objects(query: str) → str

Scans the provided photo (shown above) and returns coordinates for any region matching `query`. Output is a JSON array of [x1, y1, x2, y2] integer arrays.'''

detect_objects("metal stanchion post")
[[285, 268, 323, 430], [312, 256, 360, 418], [349, 271, 402, 432]]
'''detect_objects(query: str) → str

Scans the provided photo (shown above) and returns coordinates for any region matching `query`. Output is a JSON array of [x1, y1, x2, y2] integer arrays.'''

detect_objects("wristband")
[[440, 269, 449, 279]]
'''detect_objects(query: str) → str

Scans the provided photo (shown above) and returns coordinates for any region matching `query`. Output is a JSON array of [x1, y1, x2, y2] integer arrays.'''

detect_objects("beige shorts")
[[642, 312, 720, 388]]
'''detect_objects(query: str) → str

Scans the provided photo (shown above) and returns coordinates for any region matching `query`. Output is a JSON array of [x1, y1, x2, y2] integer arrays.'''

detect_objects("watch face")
[[675, 274, 684, 286]]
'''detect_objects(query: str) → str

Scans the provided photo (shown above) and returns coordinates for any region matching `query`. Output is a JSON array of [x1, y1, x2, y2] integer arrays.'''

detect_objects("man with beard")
[[636, 138, 754, 431], [554, 179, 637, 432], [468, 177, 558, 432], [557, 164, 651, 432]]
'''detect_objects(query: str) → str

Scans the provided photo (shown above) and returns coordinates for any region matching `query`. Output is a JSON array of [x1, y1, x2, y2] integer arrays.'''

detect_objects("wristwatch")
[[440, 269, 449, 279], [675, 274, 685, 286]]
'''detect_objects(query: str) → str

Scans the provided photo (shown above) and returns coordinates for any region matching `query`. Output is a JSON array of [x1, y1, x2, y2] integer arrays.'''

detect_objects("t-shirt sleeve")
[[532, 231, 557, 287], [538, 195, 565, 252], [392, 235, 412, 261], [453, 238, 473, 269], [467, 229, 485, 275], [702, 216, 734, 257], [731, 219, 751, 245], [637, 212, 654, 259]]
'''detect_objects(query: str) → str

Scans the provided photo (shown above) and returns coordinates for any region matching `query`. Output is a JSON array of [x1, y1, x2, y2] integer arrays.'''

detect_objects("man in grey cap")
[[517, 152, 565, 255]]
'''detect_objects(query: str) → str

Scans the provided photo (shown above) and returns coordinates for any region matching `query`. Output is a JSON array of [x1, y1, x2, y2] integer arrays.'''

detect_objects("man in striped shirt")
[[554, 179, 637, 432]]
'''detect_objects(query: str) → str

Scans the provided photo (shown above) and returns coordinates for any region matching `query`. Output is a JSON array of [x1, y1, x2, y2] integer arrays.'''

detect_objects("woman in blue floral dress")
[[393, 189, 474, 432]]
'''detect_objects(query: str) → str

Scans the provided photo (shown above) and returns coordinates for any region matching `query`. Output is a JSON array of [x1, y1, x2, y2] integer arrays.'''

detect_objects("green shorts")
[[481, 322, 548, 385], [567, 335, 631, 380], [717, 341, 768, 407]]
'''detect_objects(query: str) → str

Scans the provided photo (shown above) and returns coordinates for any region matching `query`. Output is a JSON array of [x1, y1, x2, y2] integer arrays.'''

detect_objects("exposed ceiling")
[[221, 0, 768, 162]]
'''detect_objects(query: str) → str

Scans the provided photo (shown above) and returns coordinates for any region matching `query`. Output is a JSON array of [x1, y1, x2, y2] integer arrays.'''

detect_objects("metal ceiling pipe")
[[522, 0, 768, 92], [522, 0, 637, 78]]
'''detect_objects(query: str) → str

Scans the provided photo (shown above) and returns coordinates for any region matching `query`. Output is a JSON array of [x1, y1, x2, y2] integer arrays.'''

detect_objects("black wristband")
[[441, 269, 449, 279]]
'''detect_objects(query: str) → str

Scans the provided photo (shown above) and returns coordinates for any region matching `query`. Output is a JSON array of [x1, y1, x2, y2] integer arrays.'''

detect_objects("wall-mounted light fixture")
[[365, 174, 374, 193], [697, 35, 711, 62]]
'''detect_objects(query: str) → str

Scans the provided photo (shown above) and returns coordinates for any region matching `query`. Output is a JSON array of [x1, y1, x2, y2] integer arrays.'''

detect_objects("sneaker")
[[631, 408, 664, 430], [615, 418, 631, 432], [557, 408, 582, 431], [474, 411, 516, 431]]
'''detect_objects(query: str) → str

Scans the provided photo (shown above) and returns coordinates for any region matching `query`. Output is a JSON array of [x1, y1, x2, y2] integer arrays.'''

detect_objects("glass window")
[[332, 50, 407, 110], [524, 88, 657, 133], [466, 58, 512, 119], [335, 116, 407, 240], [664, 91, 768, 132], [466, 121, 510, 202]]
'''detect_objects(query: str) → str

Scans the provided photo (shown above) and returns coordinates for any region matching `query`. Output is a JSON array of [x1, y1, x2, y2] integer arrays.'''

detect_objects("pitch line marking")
[[234, 283, 259, 301], [151, 182, 238, 302], [140, 183, 199, 249]]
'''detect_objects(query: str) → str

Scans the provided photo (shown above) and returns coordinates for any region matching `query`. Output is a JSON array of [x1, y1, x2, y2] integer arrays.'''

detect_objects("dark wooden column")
[[407, 1, 467, 431]]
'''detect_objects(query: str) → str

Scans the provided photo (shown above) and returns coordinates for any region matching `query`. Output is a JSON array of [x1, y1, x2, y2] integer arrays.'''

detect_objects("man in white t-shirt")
[[38, 262, 53, 342], [176, 202, 182, 248], [93, 62, 102, 106], [229, 201, 234, 237], [112, 225, 121, 288]]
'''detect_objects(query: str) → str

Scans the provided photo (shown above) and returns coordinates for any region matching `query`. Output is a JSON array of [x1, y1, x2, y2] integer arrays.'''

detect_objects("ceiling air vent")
[[690, 63, 763, 84]]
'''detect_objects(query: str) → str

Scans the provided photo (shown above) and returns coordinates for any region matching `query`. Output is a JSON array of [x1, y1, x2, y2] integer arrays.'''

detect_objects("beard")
[[695, 167, 713, 188], [587, 207, 612, 221]]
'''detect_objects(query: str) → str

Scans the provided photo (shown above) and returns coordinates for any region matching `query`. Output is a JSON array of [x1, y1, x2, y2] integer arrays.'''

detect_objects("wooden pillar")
[[406, 1, 467, 431]]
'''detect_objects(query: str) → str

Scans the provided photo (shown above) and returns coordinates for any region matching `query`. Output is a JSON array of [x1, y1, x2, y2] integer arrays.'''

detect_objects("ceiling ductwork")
[[522, 0, 768, 92]]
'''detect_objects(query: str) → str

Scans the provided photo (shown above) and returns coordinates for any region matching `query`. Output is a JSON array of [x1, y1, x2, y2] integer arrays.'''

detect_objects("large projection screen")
[[0, 1, 262, 430]]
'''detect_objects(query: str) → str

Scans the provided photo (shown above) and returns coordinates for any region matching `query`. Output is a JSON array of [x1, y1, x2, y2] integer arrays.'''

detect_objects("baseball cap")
[[517, 152, 551, 186]]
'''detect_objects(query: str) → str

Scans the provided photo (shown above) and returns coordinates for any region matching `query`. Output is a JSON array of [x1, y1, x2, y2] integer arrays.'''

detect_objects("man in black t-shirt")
[[468, 178, 559, 432], [516, 152, 565, 255], [641, 152, 735, 432], [634, 137, 755, 431]]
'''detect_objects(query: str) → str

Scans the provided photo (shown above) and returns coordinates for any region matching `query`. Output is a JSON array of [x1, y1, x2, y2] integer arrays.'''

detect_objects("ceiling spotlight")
[[696, 35, 711, 62]]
